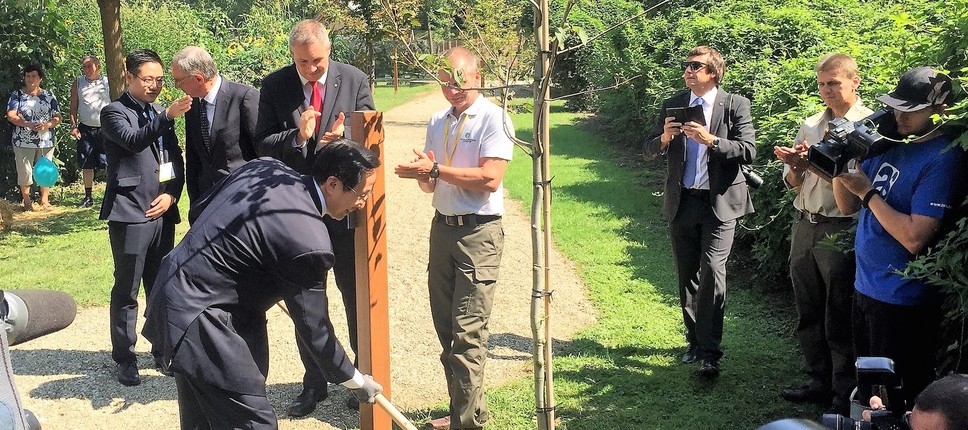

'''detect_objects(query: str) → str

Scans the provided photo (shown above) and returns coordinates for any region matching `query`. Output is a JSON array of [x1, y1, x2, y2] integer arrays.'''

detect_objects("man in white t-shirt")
[[395, 46, 514, 430], [70, 55, 111, 208]]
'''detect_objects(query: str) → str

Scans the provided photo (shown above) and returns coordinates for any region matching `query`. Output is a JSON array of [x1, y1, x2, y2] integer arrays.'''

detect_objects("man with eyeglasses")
[[255, 19, 375, 415], [171, 46, 259, 207], [644, 45, 756, 379], [143, 139, 383, 430], [394, 46, 514, 430], [773, 53, 871, 415], [99, 48, 192, 386], [833, 67, 966, 413]]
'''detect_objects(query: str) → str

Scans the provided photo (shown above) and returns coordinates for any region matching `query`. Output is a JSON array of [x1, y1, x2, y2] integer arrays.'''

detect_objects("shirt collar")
[[689, 87, 718, 107], [203, 75, 222, 105], [311, 177, 329, 217], [298, 69, 329, 88]]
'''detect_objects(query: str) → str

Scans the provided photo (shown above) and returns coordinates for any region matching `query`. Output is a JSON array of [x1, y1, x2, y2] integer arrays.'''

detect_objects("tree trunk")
[[97, 0, 125, 100]]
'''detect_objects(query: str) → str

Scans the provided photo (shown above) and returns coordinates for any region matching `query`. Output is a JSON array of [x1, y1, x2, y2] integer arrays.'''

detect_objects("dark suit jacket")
[[142, 158, 356, 395], [255, 61, 374, 174], [99, 92, 184, 224], [184, 78, 259, 203], [644, 89, 756, 222]]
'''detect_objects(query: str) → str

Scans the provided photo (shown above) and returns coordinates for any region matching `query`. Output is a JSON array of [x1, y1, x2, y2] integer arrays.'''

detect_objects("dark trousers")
[[296, 217, 358, 391], [175, 372, 276, 430], [109, 219, 174, 364], [428, 217, 504, 429], [669, 192, 736, 361], [789, 215, 856, 401], [852, 291, 940, 412]]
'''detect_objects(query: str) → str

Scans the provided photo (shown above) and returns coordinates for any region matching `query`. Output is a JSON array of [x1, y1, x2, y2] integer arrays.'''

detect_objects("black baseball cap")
[[876, 66, 954, 112]]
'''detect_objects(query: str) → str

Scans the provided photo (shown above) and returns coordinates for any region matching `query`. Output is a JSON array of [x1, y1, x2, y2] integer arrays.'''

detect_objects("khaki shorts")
[[13, 146, 55, 187]]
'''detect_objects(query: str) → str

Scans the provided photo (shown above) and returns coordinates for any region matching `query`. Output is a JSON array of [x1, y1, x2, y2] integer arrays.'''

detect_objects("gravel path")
[[11, 92, 595, 430]]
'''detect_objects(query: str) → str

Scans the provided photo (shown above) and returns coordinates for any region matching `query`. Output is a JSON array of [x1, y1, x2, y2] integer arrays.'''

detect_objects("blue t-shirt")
[[855, 134, 966, 305]]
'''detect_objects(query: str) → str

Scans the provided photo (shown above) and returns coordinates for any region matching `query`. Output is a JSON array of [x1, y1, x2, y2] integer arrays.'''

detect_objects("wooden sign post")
[[350, 111, 392, 430]]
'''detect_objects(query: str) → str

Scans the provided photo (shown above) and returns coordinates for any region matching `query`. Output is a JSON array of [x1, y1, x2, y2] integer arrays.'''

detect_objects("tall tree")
[[97, 0, 124, 99]]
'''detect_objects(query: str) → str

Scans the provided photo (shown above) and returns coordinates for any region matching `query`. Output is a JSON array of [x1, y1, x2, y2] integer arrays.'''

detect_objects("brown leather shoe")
[[426, 416, 451, 430]]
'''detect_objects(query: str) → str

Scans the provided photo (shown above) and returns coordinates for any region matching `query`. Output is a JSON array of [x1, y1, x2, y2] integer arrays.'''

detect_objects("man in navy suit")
[[255, 18, 375, 415], [99, 49, 191, 386], [143, 140, 383, 430], [643, 45, 756, 378], [171, 46, 259, 206]]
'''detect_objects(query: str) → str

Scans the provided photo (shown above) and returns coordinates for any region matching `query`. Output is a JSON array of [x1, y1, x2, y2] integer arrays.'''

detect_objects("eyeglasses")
[[682, 61, 709, 72], [135, 75, 165, 86], [348, 186, 372, 202], [171, 74, 194, 86]]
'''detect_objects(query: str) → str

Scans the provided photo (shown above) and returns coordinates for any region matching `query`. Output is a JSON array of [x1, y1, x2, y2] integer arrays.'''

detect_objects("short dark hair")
[[125, 49, 162, 76], [24, 63, 45, 80], [311, 139, 381, 190], [688, 45, 725, 85], [915, 374, 968, 430]]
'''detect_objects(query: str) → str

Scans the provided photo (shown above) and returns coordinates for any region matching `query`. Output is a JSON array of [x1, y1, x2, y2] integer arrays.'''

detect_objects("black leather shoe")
[[699, 359, 720, 378], [287, 387, 328, 417], [154, 356, 173, 377], [780, 384, 830, 403], [681, 345, 698, 364], [117, 361, 141, 386]]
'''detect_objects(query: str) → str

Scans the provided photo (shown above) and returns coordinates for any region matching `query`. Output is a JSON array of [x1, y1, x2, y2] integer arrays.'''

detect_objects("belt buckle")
[[805, 212, 818, 224]]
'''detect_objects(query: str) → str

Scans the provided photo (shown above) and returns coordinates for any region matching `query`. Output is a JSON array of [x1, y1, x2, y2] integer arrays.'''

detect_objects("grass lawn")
[[474, 106, 821, 429]]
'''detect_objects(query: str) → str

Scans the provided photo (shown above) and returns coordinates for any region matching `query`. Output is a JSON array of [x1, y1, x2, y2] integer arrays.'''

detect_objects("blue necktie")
[[682, 98, 703, 189]]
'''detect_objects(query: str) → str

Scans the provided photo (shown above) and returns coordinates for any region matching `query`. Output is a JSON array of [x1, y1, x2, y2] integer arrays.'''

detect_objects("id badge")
[[159, 162, 175, 182]]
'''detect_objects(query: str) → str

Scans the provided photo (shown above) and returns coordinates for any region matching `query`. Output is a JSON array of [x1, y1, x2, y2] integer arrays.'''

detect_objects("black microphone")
[[1, 290, 77, 346]]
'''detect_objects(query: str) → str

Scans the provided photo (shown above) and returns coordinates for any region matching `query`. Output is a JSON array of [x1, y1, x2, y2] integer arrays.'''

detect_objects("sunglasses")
[[682, 61, 709, 72]]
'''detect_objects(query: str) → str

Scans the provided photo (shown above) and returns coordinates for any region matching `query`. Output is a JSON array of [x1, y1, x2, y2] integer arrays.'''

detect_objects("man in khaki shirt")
[[773, 53, 873, 415]]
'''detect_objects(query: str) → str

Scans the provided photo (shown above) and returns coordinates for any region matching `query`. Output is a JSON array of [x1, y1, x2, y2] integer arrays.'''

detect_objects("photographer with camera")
[[774, 53, 872, 415], [831, 67, 967, 413], [863, 374, 968, 430]]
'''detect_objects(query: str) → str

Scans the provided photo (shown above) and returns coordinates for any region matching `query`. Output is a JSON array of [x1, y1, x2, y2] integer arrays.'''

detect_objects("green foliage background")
[[552, 0, 968, 371]]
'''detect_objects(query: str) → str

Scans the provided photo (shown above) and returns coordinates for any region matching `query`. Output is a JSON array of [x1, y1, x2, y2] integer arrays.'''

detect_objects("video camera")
[[821, 357, 908, 430], [807, 108, 900, 178], [0, 289, 78, 430]]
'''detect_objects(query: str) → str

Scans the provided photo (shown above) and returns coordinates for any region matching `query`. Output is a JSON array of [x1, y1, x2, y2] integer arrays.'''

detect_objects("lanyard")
[[442, 113, 467, 166], [133, 93, 168, 164]]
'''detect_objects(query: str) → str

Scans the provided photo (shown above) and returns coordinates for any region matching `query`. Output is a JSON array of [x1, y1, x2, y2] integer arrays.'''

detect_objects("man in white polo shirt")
[[394, 46, 514, 430]]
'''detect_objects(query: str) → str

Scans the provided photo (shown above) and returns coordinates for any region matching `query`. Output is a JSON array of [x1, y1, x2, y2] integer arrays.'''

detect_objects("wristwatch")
[[711, 137, 721, 149], [429, 162, 440, 180]]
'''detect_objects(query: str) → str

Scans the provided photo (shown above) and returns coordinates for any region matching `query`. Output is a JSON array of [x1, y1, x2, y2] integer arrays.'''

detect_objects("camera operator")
[[864, 374, 968, 430], [832, 67, 967, 412], [774, 53, 872, 415]]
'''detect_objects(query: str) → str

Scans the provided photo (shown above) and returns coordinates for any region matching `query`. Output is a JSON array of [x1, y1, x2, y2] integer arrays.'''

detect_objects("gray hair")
[[173, 46, 218, 80], [289, 19, 331, 50]]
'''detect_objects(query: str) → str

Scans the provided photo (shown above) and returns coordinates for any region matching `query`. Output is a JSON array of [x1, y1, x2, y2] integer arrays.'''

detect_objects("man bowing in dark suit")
[[171, 46, 259, 206], [643, 45, 756, 378], [255, 18, 375, 415], [143, 140, 383, 430], [100, 48, 191, 386]]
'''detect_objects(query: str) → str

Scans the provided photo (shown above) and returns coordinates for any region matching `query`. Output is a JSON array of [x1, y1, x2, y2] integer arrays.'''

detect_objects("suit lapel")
[[709, 89, 728, 137], [321, 63, 343, 134], [208, 82, 230, 155]]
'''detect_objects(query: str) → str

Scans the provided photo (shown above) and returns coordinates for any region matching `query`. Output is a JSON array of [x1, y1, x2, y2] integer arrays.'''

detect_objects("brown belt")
[[798, 211, 852, 224]]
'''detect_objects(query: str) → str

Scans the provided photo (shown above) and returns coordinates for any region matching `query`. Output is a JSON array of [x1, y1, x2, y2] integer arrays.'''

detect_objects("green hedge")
[[555, 0, 968, 371]]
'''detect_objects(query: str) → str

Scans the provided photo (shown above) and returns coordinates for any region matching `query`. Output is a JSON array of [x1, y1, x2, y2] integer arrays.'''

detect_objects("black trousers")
[[788, 215, 856, 401], [175, 372, 276, 430], [296, 217, 358, 391], [852, 291, 940, 412], [109, 219, 174, 364], [669, 192, 736, 361]]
